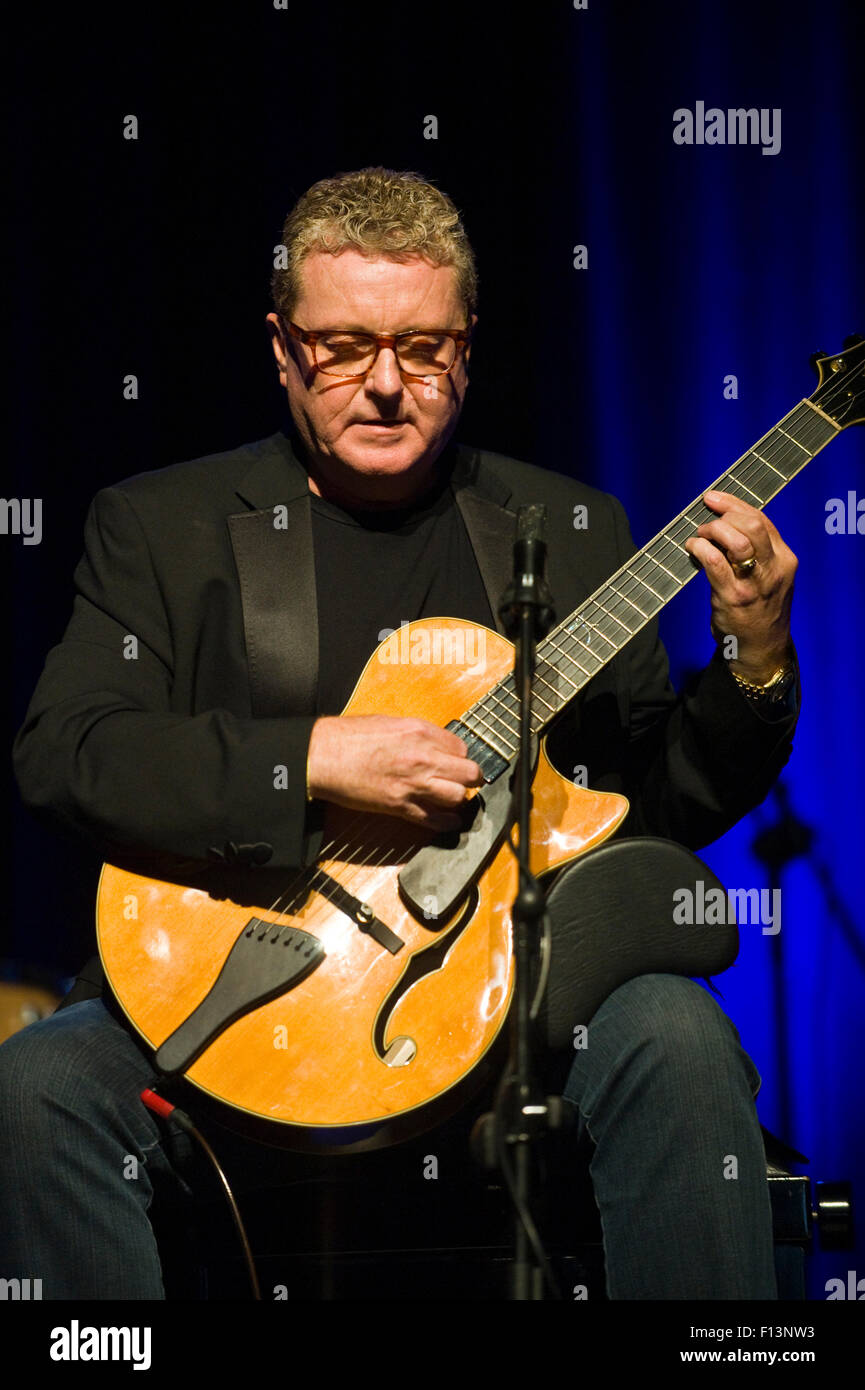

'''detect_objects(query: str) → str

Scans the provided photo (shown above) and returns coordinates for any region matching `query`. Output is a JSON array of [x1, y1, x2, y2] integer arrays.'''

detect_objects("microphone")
[[517, 503, 547, 579], [498, 504, 555, 638]]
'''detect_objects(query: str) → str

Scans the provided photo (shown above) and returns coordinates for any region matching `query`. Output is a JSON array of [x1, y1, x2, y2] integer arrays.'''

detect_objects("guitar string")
[[251, 387, 848, 937], [287, 395, 840, 885], [126, 375, 857, 1040], [128, 369, 858, 1120], [256, 397, 840, 941], [474, 410, 830, 741], [469, 398, 841, 742], [450, 395, 841, 748], [249, 374, 857, 938]]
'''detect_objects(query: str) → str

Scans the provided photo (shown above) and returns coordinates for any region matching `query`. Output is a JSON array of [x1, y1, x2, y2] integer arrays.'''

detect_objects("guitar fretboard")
[[461, 398, 839, 764]]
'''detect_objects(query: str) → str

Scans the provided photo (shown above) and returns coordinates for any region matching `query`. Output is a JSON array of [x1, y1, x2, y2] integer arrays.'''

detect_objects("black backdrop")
[[7, 0, 608, 974]]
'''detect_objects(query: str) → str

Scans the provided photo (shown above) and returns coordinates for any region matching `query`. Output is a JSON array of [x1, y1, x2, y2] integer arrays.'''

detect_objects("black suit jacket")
[[13, 428, 799, 1002]]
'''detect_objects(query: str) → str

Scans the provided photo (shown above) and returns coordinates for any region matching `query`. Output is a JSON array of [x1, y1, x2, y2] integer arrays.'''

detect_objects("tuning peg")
[[843, 333, 864, 349]]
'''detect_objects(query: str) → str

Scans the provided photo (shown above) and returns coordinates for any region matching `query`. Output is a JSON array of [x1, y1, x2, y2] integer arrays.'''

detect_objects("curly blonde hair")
[[271, 167, 478, 323]]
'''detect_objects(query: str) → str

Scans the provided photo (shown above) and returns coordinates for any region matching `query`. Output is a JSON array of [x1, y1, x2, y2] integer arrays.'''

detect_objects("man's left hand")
[[684, 490, 798, 682]]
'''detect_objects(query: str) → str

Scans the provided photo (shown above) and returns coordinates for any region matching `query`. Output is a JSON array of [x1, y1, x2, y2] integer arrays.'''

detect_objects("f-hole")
[[372, 887, 480, 1063]]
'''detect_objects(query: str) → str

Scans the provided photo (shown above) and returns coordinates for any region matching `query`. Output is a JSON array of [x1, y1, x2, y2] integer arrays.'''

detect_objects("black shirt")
[[310, 471, 495, 716]]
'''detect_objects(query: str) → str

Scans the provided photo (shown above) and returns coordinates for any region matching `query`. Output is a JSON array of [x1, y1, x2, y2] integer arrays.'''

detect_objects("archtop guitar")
[[97, 337, 864, 1151]]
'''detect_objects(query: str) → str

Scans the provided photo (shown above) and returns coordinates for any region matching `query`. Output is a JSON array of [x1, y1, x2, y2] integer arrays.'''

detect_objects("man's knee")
[[579, 973, 760, 1095], [0, 1013, 65, 1115], [0, 1000, 152, 1136]]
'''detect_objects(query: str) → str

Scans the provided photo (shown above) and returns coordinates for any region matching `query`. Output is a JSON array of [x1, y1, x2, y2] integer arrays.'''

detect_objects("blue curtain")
[[554, 1, 865, 1297]]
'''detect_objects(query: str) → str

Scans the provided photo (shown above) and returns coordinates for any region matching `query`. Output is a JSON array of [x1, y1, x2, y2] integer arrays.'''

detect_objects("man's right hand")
[[306, 714, 484, 832]]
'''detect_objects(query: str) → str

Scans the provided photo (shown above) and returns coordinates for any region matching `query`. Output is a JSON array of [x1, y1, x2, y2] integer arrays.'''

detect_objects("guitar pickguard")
[[398, 737, 536, 921]]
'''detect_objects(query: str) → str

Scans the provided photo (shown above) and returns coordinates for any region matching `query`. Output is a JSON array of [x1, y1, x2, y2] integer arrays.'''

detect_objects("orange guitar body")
[[98, 619, 628, 1151]]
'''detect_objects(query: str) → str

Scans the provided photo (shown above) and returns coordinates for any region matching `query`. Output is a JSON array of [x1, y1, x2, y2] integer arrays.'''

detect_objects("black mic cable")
[[141, 1088, 261, 1300]]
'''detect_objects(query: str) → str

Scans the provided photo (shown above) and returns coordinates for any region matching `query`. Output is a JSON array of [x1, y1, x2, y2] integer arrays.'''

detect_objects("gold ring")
[[732, 557, 757, 576]]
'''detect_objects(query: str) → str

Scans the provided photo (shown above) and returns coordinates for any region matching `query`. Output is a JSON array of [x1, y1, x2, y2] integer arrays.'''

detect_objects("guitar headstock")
[[809, 334, 865, 428]]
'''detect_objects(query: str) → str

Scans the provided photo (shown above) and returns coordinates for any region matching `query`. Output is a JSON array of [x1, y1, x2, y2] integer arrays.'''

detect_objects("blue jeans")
[[0, 975, 777, 1299], [561, 973, 777, 1299]]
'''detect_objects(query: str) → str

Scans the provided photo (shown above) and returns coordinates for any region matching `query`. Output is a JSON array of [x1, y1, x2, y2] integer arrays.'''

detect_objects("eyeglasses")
[[283, 319, 471, 379]]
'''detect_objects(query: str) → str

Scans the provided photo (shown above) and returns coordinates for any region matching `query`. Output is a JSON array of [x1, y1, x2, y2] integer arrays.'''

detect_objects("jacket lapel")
[[227, 430, 524, 716], [450, 451, 517, 638], [228, 432, 319, 718]]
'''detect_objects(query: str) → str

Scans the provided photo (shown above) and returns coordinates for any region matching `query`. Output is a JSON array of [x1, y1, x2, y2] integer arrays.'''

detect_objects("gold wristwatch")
[[731, 661, 795, 706]]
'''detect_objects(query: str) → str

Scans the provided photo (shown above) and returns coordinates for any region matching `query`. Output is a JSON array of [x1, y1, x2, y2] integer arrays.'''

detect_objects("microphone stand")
[[752, 780, 865, 1141], [473, 506, 561, 1300]]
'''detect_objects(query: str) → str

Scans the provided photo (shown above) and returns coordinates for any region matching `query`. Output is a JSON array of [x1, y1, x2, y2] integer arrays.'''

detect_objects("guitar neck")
[[461, 396, 840, 761]]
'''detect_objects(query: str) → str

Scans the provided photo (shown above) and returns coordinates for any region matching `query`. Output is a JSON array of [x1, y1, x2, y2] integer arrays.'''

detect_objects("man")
[[2, 167, 799, 1299]]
